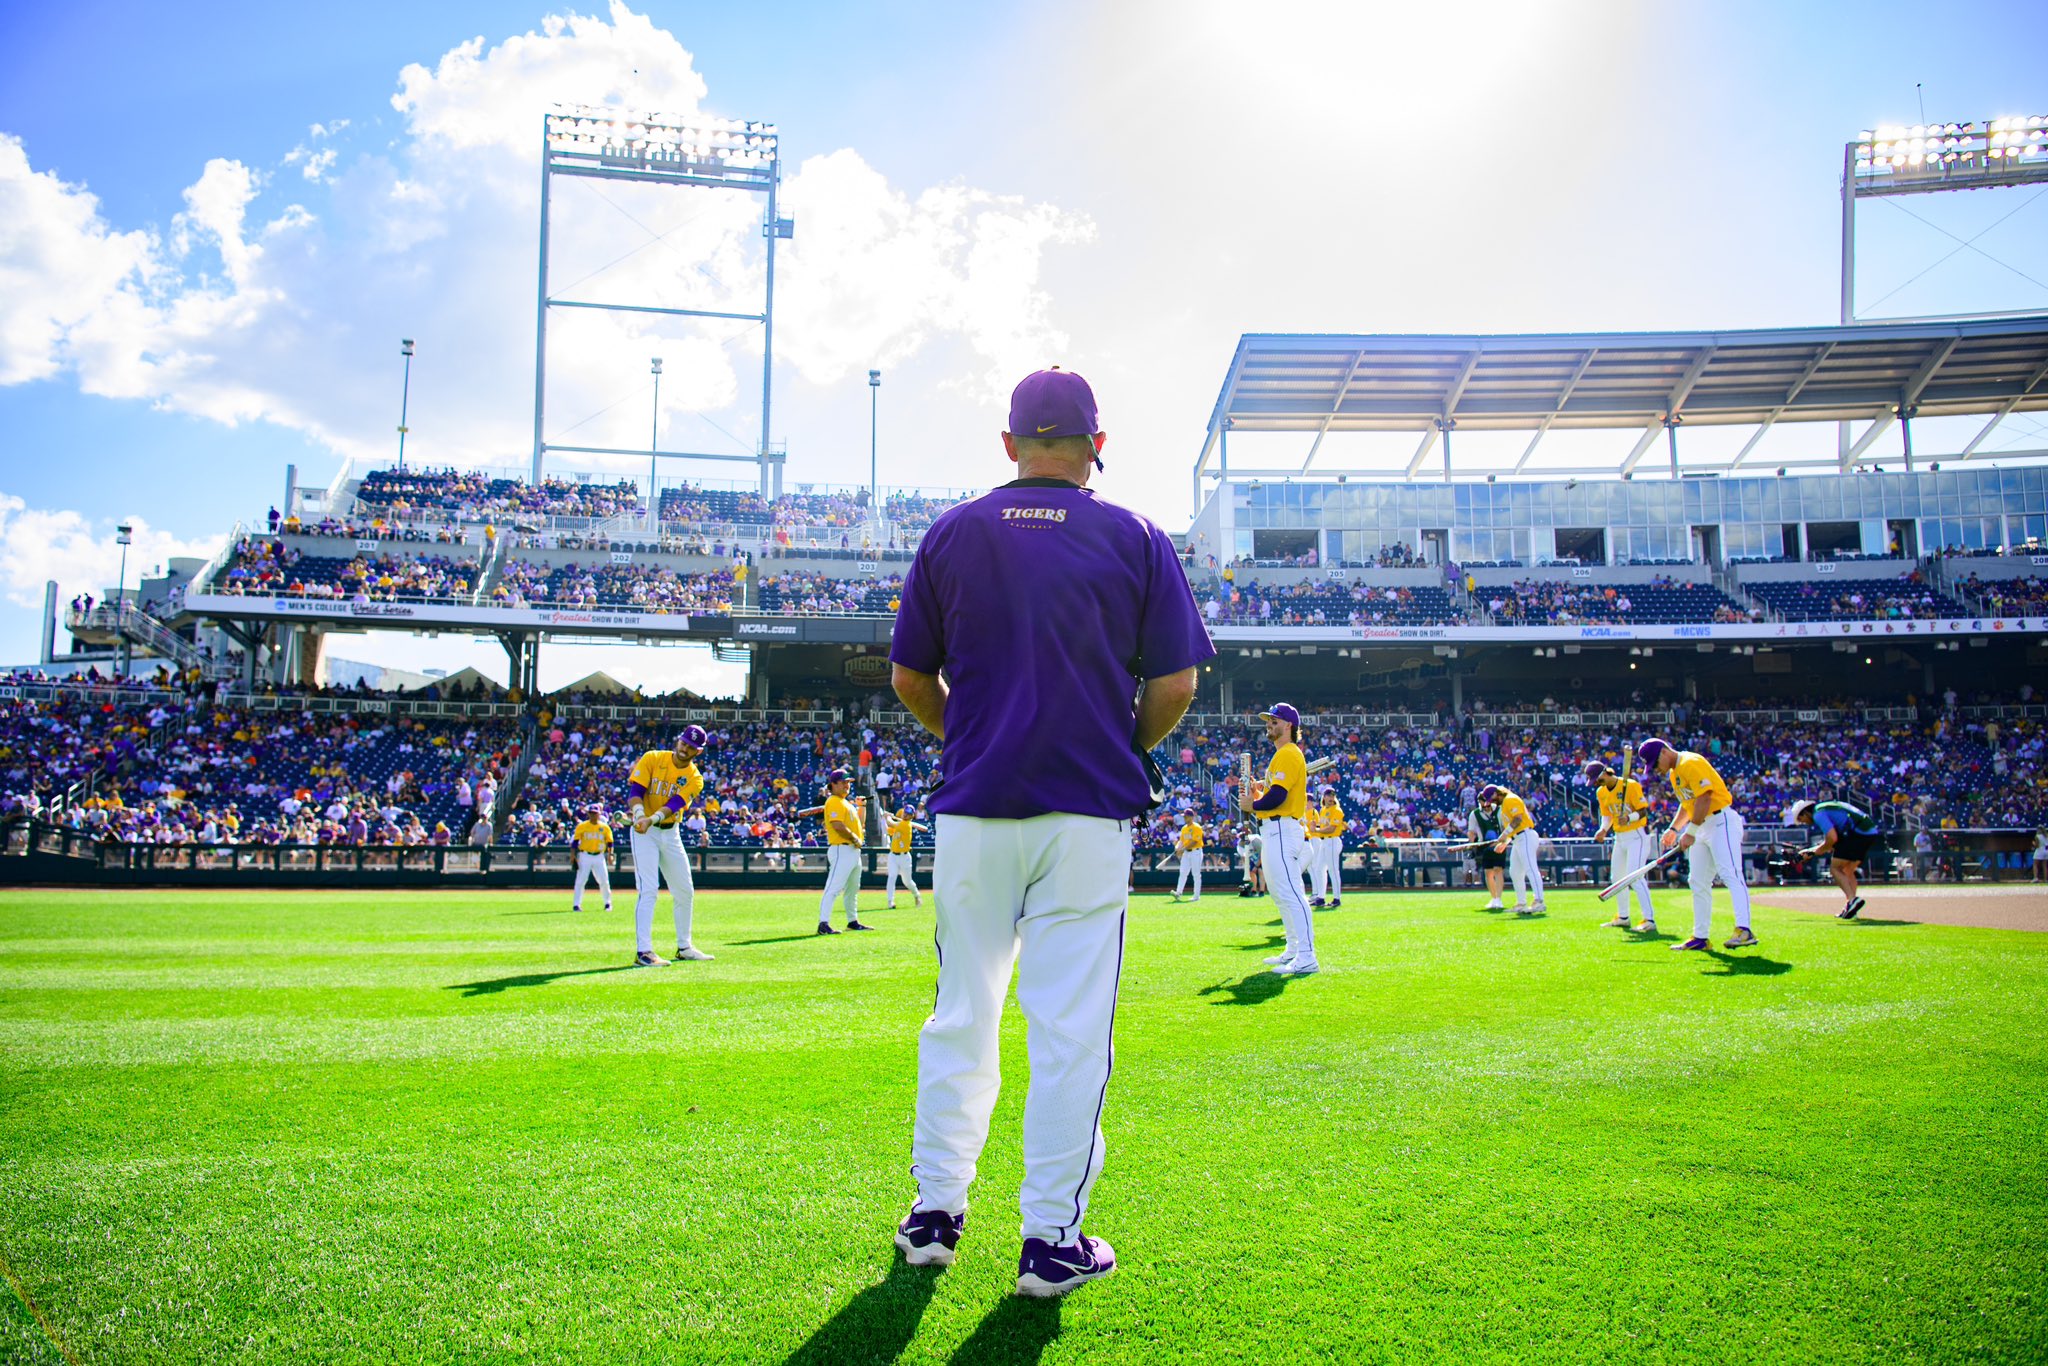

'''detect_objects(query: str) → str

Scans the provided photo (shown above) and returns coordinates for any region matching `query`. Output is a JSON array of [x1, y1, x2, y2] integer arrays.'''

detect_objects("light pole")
[[868, 369, 881, 530], [397, 339, 415, 471], [649, 357, 664, 534], [114, 521, 133, 673]]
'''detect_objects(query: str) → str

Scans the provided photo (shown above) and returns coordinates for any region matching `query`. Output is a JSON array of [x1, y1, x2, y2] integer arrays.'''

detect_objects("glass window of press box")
[[1223, 467, 2048, 563]]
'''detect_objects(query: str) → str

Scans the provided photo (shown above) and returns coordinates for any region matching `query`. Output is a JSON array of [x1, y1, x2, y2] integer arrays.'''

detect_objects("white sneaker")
[[1263, 952, 1296, 966], [1530, 900, 1547, 915], [1485, 898, 1504, 910], [1275, 958, 1320, 976], [1512, 901, 1528, 914], [674, 945, 714, 962]]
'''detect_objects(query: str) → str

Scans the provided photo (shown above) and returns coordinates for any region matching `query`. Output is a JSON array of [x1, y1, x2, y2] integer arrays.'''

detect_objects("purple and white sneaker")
[[1015, 1235, 1117, 1298], [1670, 936, 1710, 952], [894, 1205, 965, 1267]]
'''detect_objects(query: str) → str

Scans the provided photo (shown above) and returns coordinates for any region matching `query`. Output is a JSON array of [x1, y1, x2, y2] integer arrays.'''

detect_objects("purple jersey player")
[[887, 367, 1214, 1296]]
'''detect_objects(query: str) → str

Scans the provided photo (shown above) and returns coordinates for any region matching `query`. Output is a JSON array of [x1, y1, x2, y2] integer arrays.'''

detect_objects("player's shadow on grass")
[[1700, 950, 1792, 977], [1236, 933, 1287, 954], [730, 933, 840, 946], [445, 966, 636, 997], [948, 1295, 1062, 1365], [782, 1258, 942, 1366], [1198, 972, 1291, 1006]]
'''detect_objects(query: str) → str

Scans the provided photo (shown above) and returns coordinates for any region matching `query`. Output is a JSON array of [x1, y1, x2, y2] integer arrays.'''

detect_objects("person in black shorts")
[[1468, 799, 1508, 909], [1789, 799, 1880, 919]]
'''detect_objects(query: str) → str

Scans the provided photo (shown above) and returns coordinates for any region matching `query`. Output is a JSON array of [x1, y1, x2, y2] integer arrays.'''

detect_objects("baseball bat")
[[1598, 845, 1680, 901], [1303, 756, 1337, 777]]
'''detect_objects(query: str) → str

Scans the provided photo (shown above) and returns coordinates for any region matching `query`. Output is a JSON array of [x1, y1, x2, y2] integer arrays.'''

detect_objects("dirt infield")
[[1756, 884, 2048, 933]]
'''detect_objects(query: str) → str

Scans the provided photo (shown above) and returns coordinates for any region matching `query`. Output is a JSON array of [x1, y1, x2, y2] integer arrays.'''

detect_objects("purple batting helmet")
[[1583, 760, 1610, 783], [826, 768, 849, 786], [1636, 737, 1674, 771], [676, 724, 708, 752], [1477, 784, 1504, 806]]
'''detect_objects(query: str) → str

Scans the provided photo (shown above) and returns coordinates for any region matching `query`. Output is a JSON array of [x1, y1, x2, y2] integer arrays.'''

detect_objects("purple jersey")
[[890, 477, 1216, 820]]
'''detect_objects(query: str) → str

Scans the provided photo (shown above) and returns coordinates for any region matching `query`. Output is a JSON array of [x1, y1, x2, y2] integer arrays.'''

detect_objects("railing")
[[63, 602, 225, 676]]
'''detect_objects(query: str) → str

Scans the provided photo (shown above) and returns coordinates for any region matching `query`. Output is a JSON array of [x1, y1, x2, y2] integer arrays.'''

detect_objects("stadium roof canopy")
[[1194, 313, 2048, 491]]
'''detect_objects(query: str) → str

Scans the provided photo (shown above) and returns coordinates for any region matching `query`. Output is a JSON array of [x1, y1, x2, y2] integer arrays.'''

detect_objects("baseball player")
[[1238, 824, 1265, 898], [1171, 813, 1205, 901], [569, 803, 613, 913], [1588, 761, 1657, 933], [1789, 798, 1879, 919], [886, 803, 926, 909], [1639, 737, 1756, 951], [886, 366, 1212, 1296], [1468, 795, 1509, 909], [817, 770, 871, 934], [1312, 787, 1345, 908], [1241, 703, 1319, 975], [1479, 783, 1544, 915], [625, 727, 714, 967]]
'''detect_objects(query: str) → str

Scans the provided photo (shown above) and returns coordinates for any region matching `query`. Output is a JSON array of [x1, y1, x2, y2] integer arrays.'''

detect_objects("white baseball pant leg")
[[572, 851, 611, 909], [1686, 808, 1751, 939], [912, 812, 1130, 1244], [820, 845, 862, 924], [886, 851, 920, 906], [1175, 849, 1202, 897], [1305, 837, 1326, 900], [1325, 838, 1342, 899], [1262, 816, 1316, 964], [1612, 829, 1653, 921], [1509, 828, 1544, 905], [630, 824, 696, 954]]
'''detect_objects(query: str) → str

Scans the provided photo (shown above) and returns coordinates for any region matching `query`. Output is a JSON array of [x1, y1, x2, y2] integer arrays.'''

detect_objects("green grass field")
[[1, 884, 2044, 1364]]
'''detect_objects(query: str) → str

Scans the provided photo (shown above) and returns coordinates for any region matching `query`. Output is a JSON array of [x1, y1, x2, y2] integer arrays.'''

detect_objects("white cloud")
[[0, 3, 1089, 477], [0, 492, 225, 611]]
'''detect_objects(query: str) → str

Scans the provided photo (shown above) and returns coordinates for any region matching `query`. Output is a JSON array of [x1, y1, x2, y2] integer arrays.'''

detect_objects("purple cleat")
[[894, 1205, 965, 1267], [1015, 1235, 1117, 1298], [1670, 936, 1710, 952]]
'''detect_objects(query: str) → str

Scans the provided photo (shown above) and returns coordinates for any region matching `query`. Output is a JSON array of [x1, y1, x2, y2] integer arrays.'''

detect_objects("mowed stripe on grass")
[[0, 887, 2043, 1363]]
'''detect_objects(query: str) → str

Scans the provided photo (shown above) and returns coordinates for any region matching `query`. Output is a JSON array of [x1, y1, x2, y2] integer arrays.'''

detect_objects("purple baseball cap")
[[1636, 737, 1673, 769], [1008, 368, 1099, 440], [826, 768, 849, 786], [676, 724, 708, 751], [1259, 703, 1301, 728], [1583, 759, 1610, 782]]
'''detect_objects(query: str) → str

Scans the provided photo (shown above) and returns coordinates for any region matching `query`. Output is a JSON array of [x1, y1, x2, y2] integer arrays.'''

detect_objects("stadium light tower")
[[114, 522, 132, 609], [397, 339, 415, 472], [649, 356, 663, 534], [530, 105, 793, 496], [1841, 114, 2048, 321], [869, 369, 881, 526]]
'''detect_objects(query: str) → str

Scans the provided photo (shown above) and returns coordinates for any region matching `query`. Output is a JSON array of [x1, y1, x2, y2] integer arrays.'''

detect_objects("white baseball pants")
[[1610, 829, 1653, 922], [629, 824, 695, 954], [1686, 808, 1751, 939], [1174, 849, 1203, 897], [1306, 838, 1328, 899], [1508, 828, 1544, 906], [886, 851, 921, 906], [1261, 816, 1317, 965], [572, 851, 611, 909], [912, 812, 1130, 1244], [820, 845, 862, 924], [1322, 838, 1342, 899]]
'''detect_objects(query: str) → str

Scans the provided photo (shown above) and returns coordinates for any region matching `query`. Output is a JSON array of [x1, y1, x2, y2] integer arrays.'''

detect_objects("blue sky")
[[2, 1, 2043, 691]]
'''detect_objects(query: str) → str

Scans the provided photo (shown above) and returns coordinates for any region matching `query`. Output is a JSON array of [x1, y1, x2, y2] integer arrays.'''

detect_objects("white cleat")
[[1263, 952, 1296, 966], [1274, 958, 1320, 976], [673, 945, 715, 962], [1484, 898, 1504, 910]]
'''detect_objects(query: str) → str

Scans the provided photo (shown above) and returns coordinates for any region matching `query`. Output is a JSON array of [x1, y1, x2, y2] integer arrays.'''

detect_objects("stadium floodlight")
[[648, 357, 664, 533], [397, 339, 415, 472], [532, 103, 793, 496], [1841, 113, 2048, 322], [869, 369, 882, 527]]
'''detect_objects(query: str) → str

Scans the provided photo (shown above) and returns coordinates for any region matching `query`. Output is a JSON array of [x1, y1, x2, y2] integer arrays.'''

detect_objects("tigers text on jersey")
[[825, 793, 863, 847], [573, 820, 613, 854], [627, 750, 703, 823], [1262, 743, 1309, 821], [1595, 779, 1650, 833], [1670, 752, 1733, 819]]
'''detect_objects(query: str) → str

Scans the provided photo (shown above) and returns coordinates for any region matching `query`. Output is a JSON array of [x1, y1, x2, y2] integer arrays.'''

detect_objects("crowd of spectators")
[[1748, 574, 1964, 622], [528, 562, 735, 613], [1960, 574, 2048, 618], [211, 539, 479, 602], [1485, 578, 1758, 626], [266, 508, 467, 545], [757, 572, 903, 615], [1198, 578, 1464, 627], [355, 468, 644, 522]]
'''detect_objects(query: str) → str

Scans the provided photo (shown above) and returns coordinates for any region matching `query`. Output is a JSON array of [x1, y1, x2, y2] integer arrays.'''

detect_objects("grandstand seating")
[[1957, 573, 2048, 617], [756, 573, 904, 615], [1746, 575, 1965, 621], [355, 468, 642, 521], [1484, 580, 1754, 625], [1199, 579, 1465, 626], [212, 540, 479, 602]]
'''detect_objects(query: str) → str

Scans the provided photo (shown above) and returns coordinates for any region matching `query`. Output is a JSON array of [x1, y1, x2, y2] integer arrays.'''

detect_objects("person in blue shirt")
[[1789, 799, 1881, 920]]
